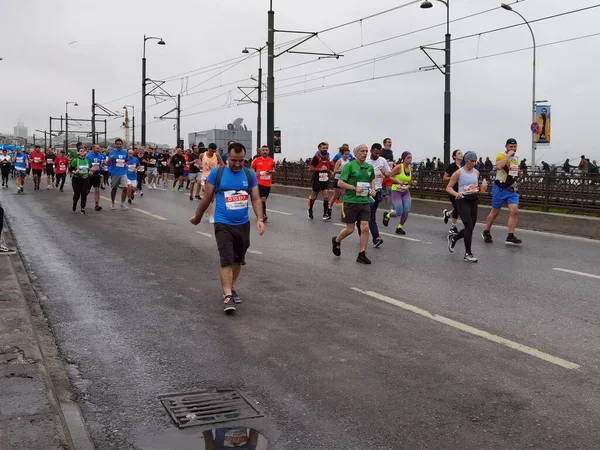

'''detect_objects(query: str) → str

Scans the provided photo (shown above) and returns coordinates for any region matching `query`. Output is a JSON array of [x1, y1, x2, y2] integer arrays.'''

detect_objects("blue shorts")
[[491, 183, 519, 209]]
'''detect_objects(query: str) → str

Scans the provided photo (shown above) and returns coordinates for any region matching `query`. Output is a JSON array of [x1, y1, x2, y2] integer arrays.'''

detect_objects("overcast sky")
[[2, 0, 599, 164]]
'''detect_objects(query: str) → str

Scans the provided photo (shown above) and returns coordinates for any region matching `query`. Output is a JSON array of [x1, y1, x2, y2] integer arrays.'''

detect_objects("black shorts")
[[173, 170, 184, 179], [46, 167, 55, 176], [32, 169, 43, 177], [333, 179, 339, 189], [258, 185, 271, 198], [89, 175, 101, 188], [214, 222, 251, 268], [312, 180, 329, 193], [159, 165, 170, 174], [341, 202, 370, 224]]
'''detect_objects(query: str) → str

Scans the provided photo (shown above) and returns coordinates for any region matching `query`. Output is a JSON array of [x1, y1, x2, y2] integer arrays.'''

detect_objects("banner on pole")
[[534, 105, 551, 144], [274, 129, 281, 154]]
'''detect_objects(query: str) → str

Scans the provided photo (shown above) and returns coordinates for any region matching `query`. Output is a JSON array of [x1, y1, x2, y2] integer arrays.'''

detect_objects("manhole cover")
[[159, 388, 265, 429]]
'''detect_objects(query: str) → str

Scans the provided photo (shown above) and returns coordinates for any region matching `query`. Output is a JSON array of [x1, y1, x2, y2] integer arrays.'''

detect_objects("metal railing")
[[272, 164, 600, 214]]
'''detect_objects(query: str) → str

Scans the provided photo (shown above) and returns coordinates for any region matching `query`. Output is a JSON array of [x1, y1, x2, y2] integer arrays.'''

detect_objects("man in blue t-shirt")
[[106, 138, 129, 210], [190, 142, 265, 314], [86, 144, 106, 211], [12, 148, 29, 193]]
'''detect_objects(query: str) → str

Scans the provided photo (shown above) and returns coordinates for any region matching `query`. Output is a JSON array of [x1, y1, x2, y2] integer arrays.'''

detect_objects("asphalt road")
[[1, 178, 600, 450]]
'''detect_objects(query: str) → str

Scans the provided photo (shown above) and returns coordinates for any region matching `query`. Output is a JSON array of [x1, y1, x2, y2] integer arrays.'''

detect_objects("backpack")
[[213, 166, 253, 196]]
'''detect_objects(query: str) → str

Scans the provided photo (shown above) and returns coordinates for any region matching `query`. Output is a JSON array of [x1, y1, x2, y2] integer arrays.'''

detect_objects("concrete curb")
[[0, 227, 94, 450], [270, 184, 600, 240]]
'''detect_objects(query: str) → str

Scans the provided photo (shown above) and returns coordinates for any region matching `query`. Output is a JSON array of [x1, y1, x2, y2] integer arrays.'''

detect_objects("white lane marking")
[[153, 187, 168, 191], [553, 268, 600, 280], [196, 231, 212, 238], [266, 209, 292, 216], [334, 223, 420, 242], [100, 197, 167, 220], [247, 250, 263, 254], [351, 287, 581, 371], [133, 208, 152, 216], [0, 251, 17, 256], [150, 214, 167, 221]]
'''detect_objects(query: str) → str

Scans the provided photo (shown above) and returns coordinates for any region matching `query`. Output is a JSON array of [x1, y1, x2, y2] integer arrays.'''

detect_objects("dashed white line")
[[351, 287, 580, 371], [553, 268, 600, 280], [334, 223, 420, 242], [100, 197, 167, 220], [196, 231, 212, 238], [266, 209, 292, 216], [247, 250, 263, 255], [132, 208, 152, 216]]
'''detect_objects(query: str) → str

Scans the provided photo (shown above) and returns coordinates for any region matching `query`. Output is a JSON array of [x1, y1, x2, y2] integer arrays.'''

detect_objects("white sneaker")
[[0, 244, 10, 252], [47, 185, 51, 190], [463, 253, 478, 263], [120, 204, 129, 210], [111, 203, 116, 210]]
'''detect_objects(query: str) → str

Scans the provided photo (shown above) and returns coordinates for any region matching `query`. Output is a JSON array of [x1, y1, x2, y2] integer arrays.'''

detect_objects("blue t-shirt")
[[221, 152, 228, 165], [126, 156, 139, 180], [207, 167, 257, 226], [108, 149, 128, 176], [86, 152, 106, 175], [332, 152, 354, 163], [13, 153, 28, 170]]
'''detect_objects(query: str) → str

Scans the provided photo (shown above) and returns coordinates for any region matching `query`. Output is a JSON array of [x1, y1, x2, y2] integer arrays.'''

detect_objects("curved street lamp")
[[142, 35, 166, 146]]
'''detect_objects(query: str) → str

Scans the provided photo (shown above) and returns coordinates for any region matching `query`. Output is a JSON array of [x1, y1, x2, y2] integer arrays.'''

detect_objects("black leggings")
[[103, 171, 110, 186], [1, 167, 9, 185], [56, 173, 67, 190], [137, 172, 145, 191], [448, 195, 459, 219], [454, 198, 478, 255], [72, 177, 90, 209]]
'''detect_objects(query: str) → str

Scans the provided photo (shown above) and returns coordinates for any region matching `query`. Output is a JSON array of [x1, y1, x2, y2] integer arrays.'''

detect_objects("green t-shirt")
[[340, 160, 375, 204], [71, 157, 90, 178]]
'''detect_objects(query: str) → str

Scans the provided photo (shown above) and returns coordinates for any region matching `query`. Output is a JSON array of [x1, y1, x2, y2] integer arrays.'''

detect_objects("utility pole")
[[92, 89, 96, 145], [49, 118, 52, 148], [176, 94, 181, 149], [267, 1, 275, 158]]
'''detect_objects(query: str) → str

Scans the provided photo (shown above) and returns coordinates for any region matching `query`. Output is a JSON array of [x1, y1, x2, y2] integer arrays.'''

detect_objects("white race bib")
[[259, 170, 270, 181], [224, 190, 249, 210], [128, 165, 136, 172], [34, 157, 41, 163], [161, 161, 167, 166], [91, 162, 100, 170], [356, 182, 370, 197], [318, 172, 329, 182], [463, 184, 479, 194], [137, 166, 145, 172], [78, 165, 88, 173], [47, 159, 54, 164], [509, 164, 519, 177], [59, 164, 66, 171], [116, 159, 125, 167], [150, 159, 156, 164]]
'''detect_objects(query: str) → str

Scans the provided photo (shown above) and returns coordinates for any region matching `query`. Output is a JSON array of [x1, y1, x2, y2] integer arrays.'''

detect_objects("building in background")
[[13, 120, 27, 139], [188, 118, 252, 153]]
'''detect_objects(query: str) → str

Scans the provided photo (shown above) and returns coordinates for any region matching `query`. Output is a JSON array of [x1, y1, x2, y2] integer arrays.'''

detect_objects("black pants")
[[1, 166, 9, 185], [0, 206, 4, 237], [137, 172, 145, 191], [102, 170, 110, 186], [56, 173, 67, 190], [72, 177, 90, 209], [448, 195, 459, 219], [455, 198, 478, 255]]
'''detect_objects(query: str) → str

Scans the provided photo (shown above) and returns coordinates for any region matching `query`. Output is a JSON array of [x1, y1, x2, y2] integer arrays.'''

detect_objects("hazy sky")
[[2, 0, 599, 164]]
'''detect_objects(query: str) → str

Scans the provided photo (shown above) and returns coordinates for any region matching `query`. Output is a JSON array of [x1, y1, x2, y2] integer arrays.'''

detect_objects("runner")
[[183, 149, 191, 190], [136, 148, 146, 197], [307, 142, 332, 220], [189, 142, 265, 314], [29, 145, 45, 191], [101, 148, 110, 190], [446, 151, 480, 262], [106, 138, 129, 210], [328, 146, 351, 210], [146, 147, 159, 189], [331, 144, 375, 264], [482, 138, 523, 245], [157, 149, 170, 187], [171, 148, 186, 191], [250, 145, 276, 222], [86, 144, 105, 211], [12, 148, 28, 193], [442, 149, 463, 234], [44, 148, 56, 189], [201, 143, 222, 223], [0, 149, 11, 188], [382, 151, 416, 235], [381, 138, 394, 162], [54, 150, 69, 192], [126, 149, 140, 204], [187, 145, 202, 200], [366, 143, 392, 248], [70, 145, 90, 214]]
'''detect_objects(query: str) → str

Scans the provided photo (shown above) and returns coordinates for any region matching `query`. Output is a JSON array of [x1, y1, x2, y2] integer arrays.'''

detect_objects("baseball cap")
[[506, 138, 517, 145]]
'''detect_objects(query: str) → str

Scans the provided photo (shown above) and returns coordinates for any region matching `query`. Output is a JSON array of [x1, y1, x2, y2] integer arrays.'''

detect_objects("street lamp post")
[[65, 101, 78, 152], [124, 105, 135, 149], [242, 46, 265, 149], [421, 0, 451, 167], [501, 3, 537, 167], [141, 35, 165, 147]]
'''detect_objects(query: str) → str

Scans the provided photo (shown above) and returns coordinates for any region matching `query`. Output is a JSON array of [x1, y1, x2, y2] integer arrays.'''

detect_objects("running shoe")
[[231, 290, 242, 304], [111, 203, 116, 210], [356, 251, 372, 264], [120, 204, 129, 210], [189, 195, 194, 201], [464, 253, 478, 263], [178, 187, 183, 192], [505, 234, 523, 245], [447, 234, 456, 253], [72, 205, 76, 212], [172, 185, 176, 190], [307, 209, 313, 220], [0, 244, 11, 253], [195, 195, 201, 200], [449, 225, 459, 235], [332, 236, 341, 256], [95, 205, 102, 211], [373, 236, 384, 248], [127, 199, 132, 205], [81, 209, 86, 215], [395, 226, 406, 235], [324, 210, 332, 221], [382, 212, 390, 227], [482, 229, 493, 244], [47, 185, 51, 190], [443, 208, 449, 224], [223, 295, 236, 313], [140, 192, 143, 197]]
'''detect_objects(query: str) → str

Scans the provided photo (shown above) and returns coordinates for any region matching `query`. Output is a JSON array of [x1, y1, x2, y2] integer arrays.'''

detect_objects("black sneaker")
[[449, 225, 459, 234], [231, 290, 242, 304], [307, 209, 313, 220], [482, 229, 493, 244], [323, 211, 331, 221], [223, 295, 236, 313], [395, 227, 406, 235], [382, 212, 390, 227], [72, 205, 76, 212], [95, 205, 102, 211], [356, 252, 371, 264], [443, 208, 449, 224], [81, 209, 86, 215], [332, 236, 341, 256], [195, 195, 201, 200], [373, 236, 384, 248], [127, 198, 132, 205], [505, 234, 523, 245], [447, 234, 456, 253], [190, 195, 194, 201]]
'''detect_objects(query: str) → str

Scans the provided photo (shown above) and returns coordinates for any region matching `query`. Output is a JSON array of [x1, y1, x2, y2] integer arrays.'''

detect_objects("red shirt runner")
[[30, 151, 46, 171], [54, 156, 69, 174], [251, 157, 276, 187]]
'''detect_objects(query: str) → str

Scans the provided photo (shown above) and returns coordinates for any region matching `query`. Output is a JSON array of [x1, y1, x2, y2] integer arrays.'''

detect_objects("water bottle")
[[480, 178, 488, 194]]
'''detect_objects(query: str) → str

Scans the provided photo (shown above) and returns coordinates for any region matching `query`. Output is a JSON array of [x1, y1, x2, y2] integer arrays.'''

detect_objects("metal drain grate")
[[159, 388, 265, 429]]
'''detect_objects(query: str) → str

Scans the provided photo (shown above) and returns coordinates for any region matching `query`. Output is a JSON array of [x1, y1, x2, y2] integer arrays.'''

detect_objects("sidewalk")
[[0, 226, 85, 449]]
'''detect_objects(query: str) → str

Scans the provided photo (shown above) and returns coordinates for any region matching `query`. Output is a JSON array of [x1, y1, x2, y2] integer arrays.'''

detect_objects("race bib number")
[[47, 159, 54, 164], [375, 173, 383, 182], [150, 159, 156, 165], [224, 190, 249, 210], [16, 157, 24, 163], [356, 182, 370, 197], [59, 164, 66, 171], [91, 162, 100, 170], [137, 166, 145, 172], [318, 172, 329, 182], [116, 159, 125, 167], [260, 170, 270, 181], [161, 161, 167, 166], [509, 164, 519, 177], [34, 157, 41, 163], [78, 166, 89, 174], [463, 184, 479, 195], [128, 165, 136, 172]]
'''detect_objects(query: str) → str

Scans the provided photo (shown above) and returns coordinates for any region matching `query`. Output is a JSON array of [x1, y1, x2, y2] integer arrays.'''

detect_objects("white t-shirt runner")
[[365, 155, 391, 190]]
